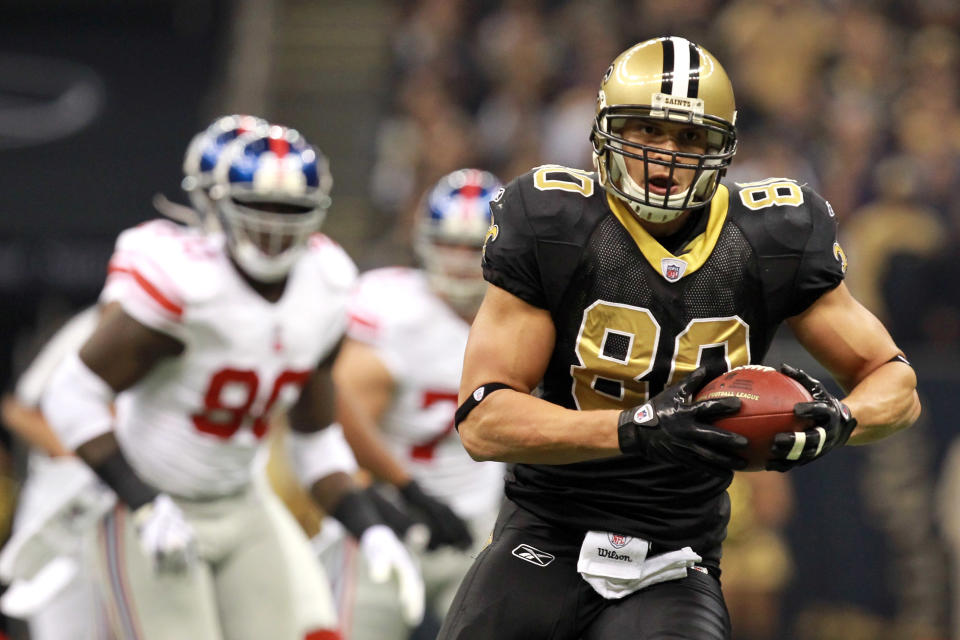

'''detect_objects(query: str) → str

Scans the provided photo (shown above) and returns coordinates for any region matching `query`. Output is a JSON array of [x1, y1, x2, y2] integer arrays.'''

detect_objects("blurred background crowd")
[[371, 0, 960, 348], [1, 0, 959, 639]]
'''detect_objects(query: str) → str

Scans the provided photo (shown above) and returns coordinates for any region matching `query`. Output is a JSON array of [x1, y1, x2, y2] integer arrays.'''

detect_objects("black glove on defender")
[[400, 480, 473, 551]]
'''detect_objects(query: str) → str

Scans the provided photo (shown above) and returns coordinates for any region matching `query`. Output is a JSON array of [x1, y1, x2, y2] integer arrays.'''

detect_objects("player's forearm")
[[457, 389, 622, 464], [842, 361, 921, 445], [337, 397, 412, 487], [1, 395, 73, 457], [77, 432, 158, 509]]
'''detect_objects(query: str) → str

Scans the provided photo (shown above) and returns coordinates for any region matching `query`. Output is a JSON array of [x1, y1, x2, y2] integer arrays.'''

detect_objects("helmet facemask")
[[217, 195, 327, 283], [416, 240, 487, 317], [593, 104, 737, 223]]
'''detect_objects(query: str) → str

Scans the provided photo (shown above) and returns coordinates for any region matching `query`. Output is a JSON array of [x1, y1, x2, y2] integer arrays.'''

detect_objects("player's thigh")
[[27, 569, 105, 640], [437, 503, 585, 640], [95, 506, 221, 640], [583, 569, 730, 640], [215, 490, 337, 640]]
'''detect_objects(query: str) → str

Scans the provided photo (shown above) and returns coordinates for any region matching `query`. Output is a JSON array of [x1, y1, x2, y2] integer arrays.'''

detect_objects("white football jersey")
[[102, 220, 356, 498], [346, 268, 504, 518]]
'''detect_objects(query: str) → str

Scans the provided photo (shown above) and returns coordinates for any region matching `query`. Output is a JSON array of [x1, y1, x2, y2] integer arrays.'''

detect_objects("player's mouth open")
[[647, 175, 677, 195]]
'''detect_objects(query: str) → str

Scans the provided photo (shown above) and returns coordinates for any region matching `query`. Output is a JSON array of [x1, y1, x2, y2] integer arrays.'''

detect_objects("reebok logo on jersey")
[[660, 258, 687, 282], [512, 544, 555, 567]]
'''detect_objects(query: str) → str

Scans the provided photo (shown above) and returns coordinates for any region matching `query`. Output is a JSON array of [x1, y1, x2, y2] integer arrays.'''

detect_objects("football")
[[693, 365, 814, 471]]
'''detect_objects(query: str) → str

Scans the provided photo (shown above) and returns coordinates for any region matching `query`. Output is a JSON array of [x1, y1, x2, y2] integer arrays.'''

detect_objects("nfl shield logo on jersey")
[[660, 258, 687, 283], [607, 533, 632, 549]]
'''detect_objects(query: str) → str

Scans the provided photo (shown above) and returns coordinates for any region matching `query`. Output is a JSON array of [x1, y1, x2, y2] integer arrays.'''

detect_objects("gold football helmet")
[[591, 36, 738, 223]]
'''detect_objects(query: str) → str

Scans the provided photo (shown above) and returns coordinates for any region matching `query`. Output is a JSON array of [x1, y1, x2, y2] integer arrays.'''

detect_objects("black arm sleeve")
[[91, 448, 159, 511], [330, 489, 384, 540]]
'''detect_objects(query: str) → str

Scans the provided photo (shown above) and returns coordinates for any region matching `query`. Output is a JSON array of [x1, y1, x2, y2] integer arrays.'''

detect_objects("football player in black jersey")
[[439, 36, 921, 640]]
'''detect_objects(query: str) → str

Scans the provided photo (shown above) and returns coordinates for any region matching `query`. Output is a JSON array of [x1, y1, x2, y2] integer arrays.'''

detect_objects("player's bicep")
[[79, 302, 184, 392], [786, 282, 901, 392], [459, 284, 555, 403]]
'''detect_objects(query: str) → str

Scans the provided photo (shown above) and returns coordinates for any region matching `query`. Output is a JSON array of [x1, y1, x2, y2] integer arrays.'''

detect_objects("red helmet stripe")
[[269, 136, 290, 157]]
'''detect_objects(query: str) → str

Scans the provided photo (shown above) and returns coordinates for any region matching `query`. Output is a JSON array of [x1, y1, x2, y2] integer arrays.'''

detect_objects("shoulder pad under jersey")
[[346, 267, 430, 344], [725, 178, 845, 318], [483, 166, 609, 311], [302, 233, 358, 294], [103, 220, 223, 333]]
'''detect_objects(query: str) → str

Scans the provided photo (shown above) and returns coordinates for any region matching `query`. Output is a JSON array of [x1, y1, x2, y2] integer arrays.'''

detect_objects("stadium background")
[[1, 1, 958, 638]]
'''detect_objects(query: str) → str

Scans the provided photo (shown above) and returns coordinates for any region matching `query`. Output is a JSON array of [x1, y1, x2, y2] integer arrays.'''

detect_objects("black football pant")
[[437, 499, 730, 640]]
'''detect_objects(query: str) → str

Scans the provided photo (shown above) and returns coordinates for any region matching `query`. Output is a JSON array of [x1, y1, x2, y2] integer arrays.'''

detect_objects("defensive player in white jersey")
[[42, 117, 423, 640], [0, 306, 114, 640], [328, 169, 506, 639]]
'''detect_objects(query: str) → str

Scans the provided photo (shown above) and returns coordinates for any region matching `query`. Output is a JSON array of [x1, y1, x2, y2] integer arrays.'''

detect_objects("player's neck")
[[639, 210, 693, 237], [229, 258, 288, 303]]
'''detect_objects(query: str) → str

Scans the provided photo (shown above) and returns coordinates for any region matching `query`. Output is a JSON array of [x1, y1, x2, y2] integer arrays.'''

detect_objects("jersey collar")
[[605, 185, 729, 282]]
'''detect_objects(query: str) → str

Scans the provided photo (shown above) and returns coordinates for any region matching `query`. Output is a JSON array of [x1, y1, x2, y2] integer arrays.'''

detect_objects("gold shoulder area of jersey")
[[734, 178, 804, 211], [531, 165, 595, 198]]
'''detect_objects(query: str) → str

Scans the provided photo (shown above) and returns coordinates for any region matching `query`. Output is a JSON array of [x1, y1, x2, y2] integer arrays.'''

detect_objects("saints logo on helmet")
[[591, 36, 738, 223]]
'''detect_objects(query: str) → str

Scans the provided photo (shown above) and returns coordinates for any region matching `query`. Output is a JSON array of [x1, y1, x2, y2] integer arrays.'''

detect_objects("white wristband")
[[288, 423, 358, 487], [41, 352, 115, 450]]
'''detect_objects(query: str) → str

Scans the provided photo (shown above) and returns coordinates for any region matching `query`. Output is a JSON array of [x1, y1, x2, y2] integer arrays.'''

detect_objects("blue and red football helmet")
[[415, 168, 502, 315], [181, 115, 269, 225], [210, 125, 333, 283]]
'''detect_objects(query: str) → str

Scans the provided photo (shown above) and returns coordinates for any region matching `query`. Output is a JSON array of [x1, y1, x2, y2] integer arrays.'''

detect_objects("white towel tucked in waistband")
[[576, 530, 701, 599]]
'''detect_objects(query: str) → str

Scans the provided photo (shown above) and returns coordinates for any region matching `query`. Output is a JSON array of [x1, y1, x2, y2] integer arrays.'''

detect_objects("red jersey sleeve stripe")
[[107, 265, 184, 318], [348, 311, 379, 331]]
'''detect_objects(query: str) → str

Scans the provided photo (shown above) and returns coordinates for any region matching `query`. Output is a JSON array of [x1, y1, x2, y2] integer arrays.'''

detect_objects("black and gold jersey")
[[482, 165, 845, 561]]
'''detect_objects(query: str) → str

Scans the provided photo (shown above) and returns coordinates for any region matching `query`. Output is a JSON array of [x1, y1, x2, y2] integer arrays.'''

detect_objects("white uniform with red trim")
[[324, 267, 503, 639], [1, 307, 112, 640], [94, 219, 351, 640]]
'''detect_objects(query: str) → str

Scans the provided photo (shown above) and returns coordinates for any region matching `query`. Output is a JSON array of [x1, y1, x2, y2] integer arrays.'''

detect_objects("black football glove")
[[400, 481, 473, 551], [617, 366, 748, 472], [362, 485, 418, 538], [765, 364, 857, 472]]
